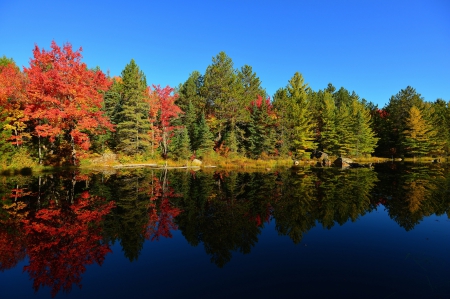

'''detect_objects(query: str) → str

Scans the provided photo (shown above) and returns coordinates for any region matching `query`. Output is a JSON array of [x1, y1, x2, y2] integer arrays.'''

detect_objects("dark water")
[[0, 163, 449, 299]]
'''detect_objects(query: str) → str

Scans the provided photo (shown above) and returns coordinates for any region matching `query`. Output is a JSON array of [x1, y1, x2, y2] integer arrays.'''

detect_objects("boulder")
[[333, 157, 353, 168], [191, 159, 202, 166], [310, 150, 330, 166]]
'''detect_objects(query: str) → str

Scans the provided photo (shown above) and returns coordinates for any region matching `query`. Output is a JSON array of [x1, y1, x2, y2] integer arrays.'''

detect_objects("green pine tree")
[[334, 103, 354, 156], [171, 127, 191, 161], [114, 60, 152, 155], [384, 86, 426, 156], [176, 71, 205, 116], [350, 100, 379, 157], [287, 72, 316, 157], [320, 91, 339, 154], [273, 72, 316, 158], [194, 113, 215, 157], [246, 97, 277, 158], [182, 101, 197, 146]]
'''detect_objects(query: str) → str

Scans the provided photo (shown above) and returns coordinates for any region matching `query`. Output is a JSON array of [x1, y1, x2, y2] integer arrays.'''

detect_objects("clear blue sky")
[[1, 0, 449, 107]]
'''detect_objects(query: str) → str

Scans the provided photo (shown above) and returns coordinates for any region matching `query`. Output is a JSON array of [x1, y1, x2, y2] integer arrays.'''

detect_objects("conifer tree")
[[182, 101, 197, 146], [246, 96, 277, 158], [334, 103, 353, 156], [350, 100, 379, 157], [402, 106, 434, 159], [273, 72, 315, 158], [384, 86, 425, 155], [319, 91, 339, 154], [194, 113, 214, 157], [430, 99, 450, 156], [201, 52, 240, 137], [114, 60, 152, 155], [224, 126, 239, 155], [171, 127, 191, 161], [238, 65, 267, 122], [176, 71, 205, 116], [273, 88, 290, 156]]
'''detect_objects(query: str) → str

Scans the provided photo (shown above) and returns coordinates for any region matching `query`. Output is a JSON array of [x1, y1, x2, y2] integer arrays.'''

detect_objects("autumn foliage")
[[22, 193, 114, 297], [23, 41, 113, 164], [146, 176, 181, 240], [0, 61, 28, 146], [148, 85, 183, 157]]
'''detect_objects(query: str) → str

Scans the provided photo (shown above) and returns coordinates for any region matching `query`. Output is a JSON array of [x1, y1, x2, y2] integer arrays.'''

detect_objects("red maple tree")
[[148, 85, 183, 157], [23, 41, 114, 165]]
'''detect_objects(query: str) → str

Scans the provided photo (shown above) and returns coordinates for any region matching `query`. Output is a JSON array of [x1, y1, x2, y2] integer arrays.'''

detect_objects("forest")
[[1, 41, 449, 168]]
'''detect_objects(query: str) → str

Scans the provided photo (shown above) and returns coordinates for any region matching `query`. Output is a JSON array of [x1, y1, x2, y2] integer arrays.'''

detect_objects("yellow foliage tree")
[[402, 106, 435, 159]]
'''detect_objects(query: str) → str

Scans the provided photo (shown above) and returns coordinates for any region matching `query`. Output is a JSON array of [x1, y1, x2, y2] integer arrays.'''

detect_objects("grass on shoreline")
[[80, 152, 447, 169], [79, 152, 296, 170], [1, 151, 448, 175]]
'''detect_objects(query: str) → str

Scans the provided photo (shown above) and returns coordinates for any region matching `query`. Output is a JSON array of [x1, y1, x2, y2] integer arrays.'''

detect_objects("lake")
[[0, 162, 449, 298]]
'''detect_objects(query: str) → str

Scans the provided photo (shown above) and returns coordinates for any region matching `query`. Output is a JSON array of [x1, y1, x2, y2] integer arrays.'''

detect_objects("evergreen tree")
[[307, 90, 323, 144], [333, 87, 355, 109], [273, 88, 290, 156], [384, 86, 425, 156], [275, 72, 316, 158], [194, 113, 214, 157], [103, 78, 123, 125], [176, 71, 205, 116], [349, 100, 379, 157], [402, 106, 434, 159], [246, 96, 277, 158], [100, 77, 123, 150], [224, 127, 239, 155], [237, 64, 267, 123], [114, 60, 152, 155], [181, 101, 197, 147], [201, 53, 264, 152], [171, 127, 191, 161], [429, 99, 448, 156], [319, 91, 339, 154], [201, 52, 240, 137], [334, 103, 354, 156]]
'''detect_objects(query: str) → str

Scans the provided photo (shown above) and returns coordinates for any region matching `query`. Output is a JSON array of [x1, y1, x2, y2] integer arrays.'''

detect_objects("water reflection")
[[374, 163, 450, 230], [272, 167, 379, 244], [1, 163, 450, 296]]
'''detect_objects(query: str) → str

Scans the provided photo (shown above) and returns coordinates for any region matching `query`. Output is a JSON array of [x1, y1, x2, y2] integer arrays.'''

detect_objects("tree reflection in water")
[[0, 163, 449, 296], [375, 162, 450, 231], [23, 193, 114, 297]]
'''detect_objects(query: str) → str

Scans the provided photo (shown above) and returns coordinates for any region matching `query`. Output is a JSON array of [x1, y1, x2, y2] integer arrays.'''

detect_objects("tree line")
[[1, 41, 449, 166]]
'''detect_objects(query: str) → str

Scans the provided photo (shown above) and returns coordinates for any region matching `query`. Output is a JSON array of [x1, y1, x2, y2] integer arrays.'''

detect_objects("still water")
[[0, 163, 449, 298]]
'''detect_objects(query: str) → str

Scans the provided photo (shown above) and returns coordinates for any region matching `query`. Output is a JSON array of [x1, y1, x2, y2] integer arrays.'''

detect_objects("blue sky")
[[1, 0, 449, 107]]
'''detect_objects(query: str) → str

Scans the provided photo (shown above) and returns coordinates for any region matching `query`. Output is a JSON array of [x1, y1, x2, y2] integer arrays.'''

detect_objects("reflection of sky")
[[1, 208, 449, 298]]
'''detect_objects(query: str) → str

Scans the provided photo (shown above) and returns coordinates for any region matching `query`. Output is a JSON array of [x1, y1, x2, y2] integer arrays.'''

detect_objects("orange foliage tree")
[[0, 60, 28, 148], [23, 41, 113, 165]]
